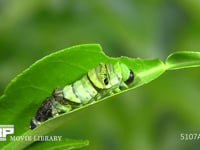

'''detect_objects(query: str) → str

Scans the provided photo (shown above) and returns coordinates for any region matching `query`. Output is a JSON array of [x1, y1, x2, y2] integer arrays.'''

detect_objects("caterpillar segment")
[[30, 62, 134, 129]]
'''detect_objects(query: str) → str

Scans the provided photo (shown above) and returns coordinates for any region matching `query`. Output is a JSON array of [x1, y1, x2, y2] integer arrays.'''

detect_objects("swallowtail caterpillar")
[[30, 62, 134, 129]]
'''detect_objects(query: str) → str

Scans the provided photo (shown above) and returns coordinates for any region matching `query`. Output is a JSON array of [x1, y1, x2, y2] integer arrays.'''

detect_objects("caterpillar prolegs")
[[30, 62, 134, 129]]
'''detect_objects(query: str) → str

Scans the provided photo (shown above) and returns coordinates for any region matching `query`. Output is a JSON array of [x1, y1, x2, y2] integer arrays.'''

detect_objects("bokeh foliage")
[[0, 0, 200, 150]]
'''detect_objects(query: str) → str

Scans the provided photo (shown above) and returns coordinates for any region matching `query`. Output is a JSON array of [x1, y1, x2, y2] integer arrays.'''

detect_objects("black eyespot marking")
[[104, 78, 109, 85], [125, 69, 134, 85]]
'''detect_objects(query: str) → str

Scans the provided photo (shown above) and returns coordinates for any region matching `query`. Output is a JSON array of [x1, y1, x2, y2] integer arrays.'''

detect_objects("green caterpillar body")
[[30, 62, 134, 129]]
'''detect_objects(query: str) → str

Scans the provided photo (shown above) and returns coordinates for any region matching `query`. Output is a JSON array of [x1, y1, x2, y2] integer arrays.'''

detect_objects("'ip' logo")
[[0, 125, 14, 141]]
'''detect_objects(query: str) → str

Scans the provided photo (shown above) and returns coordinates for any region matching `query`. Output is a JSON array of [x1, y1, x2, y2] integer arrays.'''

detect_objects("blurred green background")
[[0, 0, 200, 150]]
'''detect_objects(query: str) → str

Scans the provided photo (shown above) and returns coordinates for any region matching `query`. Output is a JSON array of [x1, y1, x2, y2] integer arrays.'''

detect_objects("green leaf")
[[25, 139, 89, 150], [0, 44, 200, 149], [165, 51, 200, 70], [3, 137, 89, 150]]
